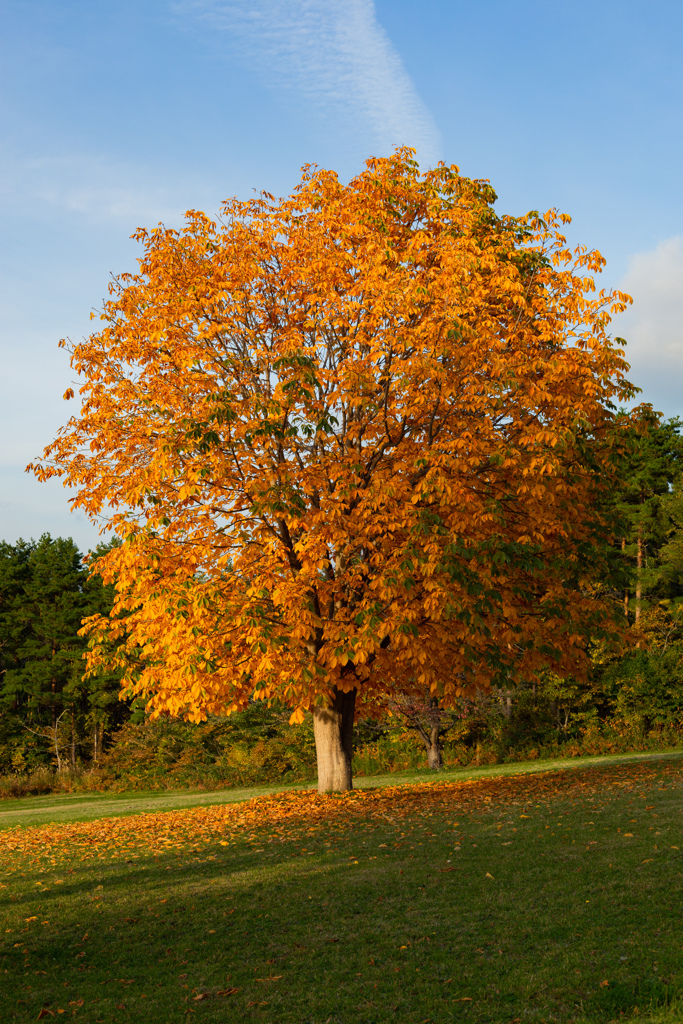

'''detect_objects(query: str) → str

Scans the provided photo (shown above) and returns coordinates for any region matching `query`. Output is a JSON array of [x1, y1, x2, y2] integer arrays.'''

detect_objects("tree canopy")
[[33, 150, 639, 789]]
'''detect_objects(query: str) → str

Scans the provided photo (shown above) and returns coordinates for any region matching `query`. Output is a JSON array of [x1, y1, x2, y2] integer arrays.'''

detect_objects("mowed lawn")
[[1, 757, 682, 1024]]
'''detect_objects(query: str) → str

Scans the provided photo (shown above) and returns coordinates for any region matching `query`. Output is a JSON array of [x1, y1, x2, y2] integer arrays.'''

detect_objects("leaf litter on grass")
[[1, 757, 681, 865], [1, 759, 682, 1024]]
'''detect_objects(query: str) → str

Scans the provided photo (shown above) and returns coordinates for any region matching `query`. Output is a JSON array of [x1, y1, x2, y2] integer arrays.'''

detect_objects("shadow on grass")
[[2, 755, 683, 1023], [589, 978, 681, 1019]]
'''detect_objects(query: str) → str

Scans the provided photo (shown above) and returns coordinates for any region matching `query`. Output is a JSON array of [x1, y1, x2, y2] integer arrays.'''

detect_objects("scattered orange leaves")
[[1, 760, 680, 865]]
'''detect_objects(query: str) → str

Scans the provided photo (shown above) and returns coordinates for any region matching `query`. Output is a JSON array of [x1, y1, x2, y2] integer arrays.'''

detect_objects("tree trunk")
[[71, 713, 76, 767], [424, 725, 443, 771], [313, 687, 356, 793], [635, 527, 642, 624], [52, 710, 65, 772], [54, 725, 61, 772], [622, 537, 629, 620]]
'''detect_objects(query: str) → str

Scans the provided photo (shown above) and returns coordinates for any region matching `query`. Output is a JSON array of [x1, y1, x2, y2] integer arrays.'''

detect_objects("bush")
[[89, 703, 318, 791]]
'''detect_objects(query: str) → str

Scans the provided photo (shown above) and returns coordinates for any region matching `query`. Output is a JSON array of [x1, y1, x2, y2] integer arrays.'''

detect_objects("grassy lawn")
[[1, 756, 682, 1023], [1, 748, 681, 831]]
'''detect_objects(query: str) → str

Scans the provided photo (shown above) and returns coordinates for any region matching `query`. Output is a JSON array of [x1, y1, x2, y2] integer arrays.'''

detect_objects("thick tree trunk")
[[313, 687, 356, 793], [425, 727, 443, 771], [412, 721, 443, 770]]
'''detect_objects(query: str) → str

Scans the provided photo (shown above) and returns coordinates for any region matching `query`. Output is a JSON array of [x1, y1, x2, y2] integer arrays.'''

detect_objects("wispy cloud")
[[615, 236, 683, 418], [177, 0, 442, 166], [0, 152, 201, 226]]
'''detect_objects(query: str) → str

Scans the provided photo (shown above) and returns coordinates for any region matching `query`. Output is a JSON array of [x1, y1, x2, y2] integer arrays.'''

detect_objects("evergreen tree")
[[0, 535, 125, 770], [615, 416, 683, 622]]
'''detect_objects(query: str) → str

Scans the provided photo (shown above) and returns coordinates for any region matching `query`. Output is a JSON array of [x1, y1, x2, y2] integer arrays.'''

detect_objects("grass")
[[1, 755, 682, 1023], [1, 746, 682, 831]]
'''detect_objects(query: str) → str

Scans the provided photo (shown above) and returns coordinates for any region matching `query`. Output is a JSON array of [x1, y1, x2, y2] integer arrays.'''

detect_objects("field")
[[1, 754, 682, 1024]]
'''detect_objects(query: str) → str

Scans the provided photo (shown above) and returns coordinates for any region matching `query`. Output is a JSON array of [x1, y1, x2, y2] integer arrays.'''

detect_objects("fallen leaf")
[[485, 872, 495, 879], [600, 980, 609, 988], [68, 1000, 84, 1008], [36, 1011, 54, 1020], [193, 993, 210, 1001], [216, 988, 239, 996], [256, 976, 283, 982]]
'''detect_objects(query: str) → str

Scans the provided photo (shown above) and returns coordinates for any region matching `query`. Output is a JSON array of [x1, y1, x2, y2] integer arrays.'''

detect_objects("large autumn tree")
[[32, 150, 637, 791]]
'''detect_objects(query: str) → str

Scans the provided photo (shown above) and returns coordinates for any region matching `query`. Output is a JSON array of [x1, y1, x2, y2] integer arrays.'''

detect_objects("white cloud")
[[615, 237, 683, 418], [177, 0, 442, 167], [0, 152, 197, 226]]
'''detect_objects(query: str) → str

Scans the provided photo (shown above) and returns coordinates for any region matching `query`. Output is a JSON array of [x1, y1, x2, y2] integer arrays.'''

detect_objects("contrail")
[[177, 0, 442, 167]]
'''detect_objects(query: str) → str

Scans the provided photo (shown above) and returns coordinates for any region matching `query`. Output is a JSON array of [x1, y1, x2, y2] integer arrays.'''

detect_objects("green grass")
[[1, 755, 683, 1023], [1, 747, 682, 831]]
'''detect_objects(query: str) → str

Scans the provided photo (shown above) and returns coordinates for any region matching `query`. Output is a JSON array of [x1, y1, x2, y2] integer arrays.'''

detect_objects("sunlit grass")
[[1, 747, 681, 831], [1, 756, 682, 1023]]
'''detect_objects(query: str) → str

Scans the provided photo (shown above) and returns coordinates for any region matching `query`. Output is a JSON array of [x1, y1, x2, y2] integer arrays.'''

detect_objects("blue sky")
[[2, 0, 682, 551]]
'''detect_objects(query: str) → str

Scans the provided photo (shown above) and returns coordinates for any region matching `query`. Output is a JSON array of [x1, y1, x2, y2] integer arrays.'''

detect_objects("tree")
[[0, 535, 88, 768], [615, 416, 683, 622], [381, 690, 501, 770], [32, 150, 638, 791], [0, 536, 125, 770]]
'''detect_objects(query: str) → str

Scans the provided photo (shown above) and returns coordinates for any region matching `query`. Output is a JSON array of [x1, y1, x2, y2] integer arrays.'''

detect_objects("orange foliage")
[[2, 760, 679, 864], [31, 149, 636, 723]]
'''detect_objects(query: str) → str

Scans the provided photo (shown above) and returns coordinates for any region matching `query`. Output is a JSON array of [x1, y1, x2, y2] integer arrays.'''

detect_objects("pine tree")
[[616, 416, 683, 623], [0, 535, 124, 769]]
